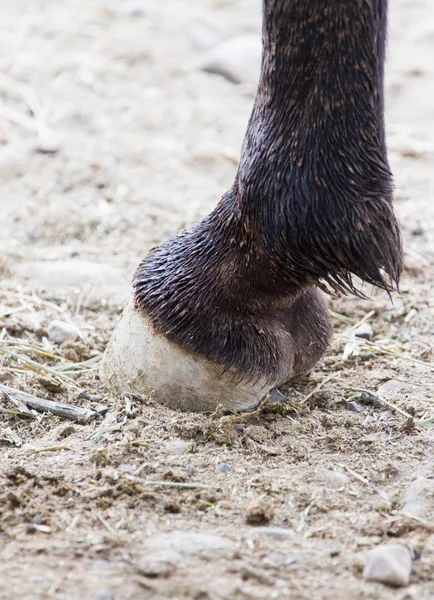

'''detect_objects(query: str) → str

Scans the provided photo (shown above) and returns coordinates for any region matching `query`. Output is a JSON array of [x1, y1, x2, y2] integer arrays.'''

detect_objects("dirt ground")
[[1, 1, 434, 599]]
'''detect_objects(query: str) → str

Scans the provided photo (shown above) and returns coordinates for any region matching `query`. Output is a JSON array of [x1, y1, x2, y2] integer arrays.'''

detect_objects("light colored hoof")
[[100, 300, 276, 412]]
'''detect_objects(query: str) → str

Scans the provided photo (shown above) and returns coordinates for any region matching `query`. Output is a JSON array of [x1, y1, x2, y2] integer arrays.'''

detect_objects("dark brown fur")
[[134, 0, 402, 383]]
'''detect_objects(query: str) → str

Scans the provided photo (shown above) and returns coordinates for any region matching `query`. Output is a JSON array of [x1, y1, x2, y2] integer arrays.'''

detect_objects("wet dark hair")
[[134, 0, 402, 384]]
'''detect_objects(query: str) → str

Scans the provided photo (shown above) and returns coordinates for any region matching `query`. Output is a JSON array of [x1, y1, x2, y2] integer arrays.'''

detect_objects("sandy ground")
[[1, 1, 434, 599]]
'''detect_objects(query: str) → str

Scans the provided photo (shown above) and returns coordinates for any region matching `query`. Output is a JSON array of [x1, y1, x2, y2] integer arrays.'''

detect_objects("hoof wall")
[[100, 300, 277, 413]]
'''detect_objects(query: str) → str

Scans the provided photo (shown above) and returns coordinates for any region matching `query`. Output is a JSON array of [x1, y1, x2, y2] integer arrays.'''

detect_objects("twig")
[[226, 391, 272, 424], [55, 354, 101, 373], [300, 373, 340, 404], [0, 346, 78, 385], [95, 512, 119, 537], [32, 445, 77, 453], [330, 311, 356, 325], [364, 341, 434, 371], [0, 72, 47, 132], [341, 310, 376, 337], [402, 513, 434, 532], [0, 406, 34, 418], [1, 387, 33, 415], [404, 247, 431, 268], [417, 415, 434, 426], [0, 384, 96, 423], [0, 106, 39, 131], [339, 463, 390, 504], [0, 339, 72, 362], [0, 290, 67, 315], [142, 481, 214, 490]]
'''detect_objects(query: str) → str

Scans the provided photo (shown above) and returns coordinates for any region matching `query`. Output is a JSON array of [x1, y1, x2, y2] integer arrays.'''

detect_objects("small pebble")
[[35, 129, 60, 154], [94, 589, 114, 600], [321, 470, 350, 489], [346, 400, 364, 413], [216, 463, 232, 473], [47, 319, 81, 344], [356, 391, 382, 408], [377, 380, 408, 394], [164, 440, 189, 455], [268, 388, 285, 404], [411, 223, 424, 236], [353, 323, 374, 340], [363, 544, 412, 587], [137, 551, 181, 578], [251, 527, 294, 541]]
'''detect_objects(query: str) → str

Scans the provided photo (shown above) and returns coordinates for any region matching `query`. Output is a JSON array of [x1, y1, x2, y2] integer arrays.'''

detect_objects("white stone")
[[137, 550, 181, 577], [378, 379, 409, 394], [363, 544, 412, 587], [353, 323, 374, 340], [250, 527, 294, 541], [35, 129, 61, 154], [164, 440, 189, 455], [200, 36, 262, 86], [47, 319, 81, 344], [322, 470, 350, 489]]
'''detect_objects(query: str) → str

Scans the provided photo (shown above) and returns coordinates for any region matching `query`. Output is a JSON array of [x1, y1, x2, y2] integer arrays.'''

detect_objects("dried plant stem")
[[300, 373, 340, 405], [142, 481, 214, 490], [341, 310, 376, 337], [339, 463, 390, 504], [0, 384, 96, 423]]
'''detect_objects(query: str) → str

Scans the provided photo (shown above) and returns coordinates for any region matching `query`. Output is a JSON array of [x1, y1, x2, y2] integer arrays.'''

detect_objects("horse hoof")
[[100, 300, 277, 413]]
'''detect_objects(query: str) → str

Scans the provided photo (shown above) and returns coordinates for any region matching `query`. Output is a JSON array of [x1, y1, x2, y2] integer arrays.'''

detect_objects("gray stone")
[[378, 380, 408, 394], [164, 439, 189, 455], [353, 323, 374, 340], [35, 129, 60, 154], [137, 550, 181, 578], [142, 532, 234, 558], [200, 36, 261, 85], [363, 544, 412, 587], [250, 527, 294, 541], [346, 401, 364, 413], [47, 319, 81, 344], [321, 470, 350, 489], [402, 472, 434, 519], [216, 462, 232, 473], [268, 388, 285, 404]]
